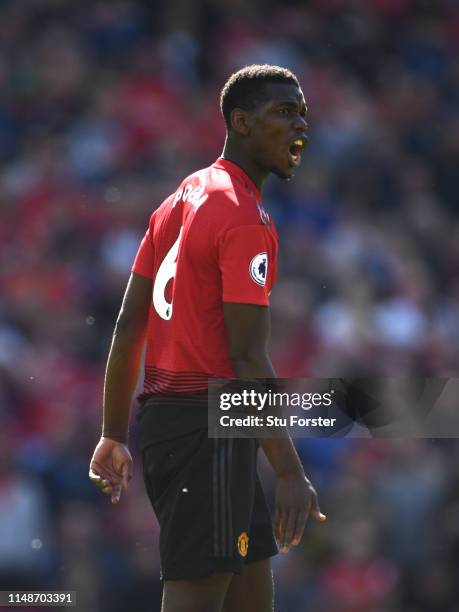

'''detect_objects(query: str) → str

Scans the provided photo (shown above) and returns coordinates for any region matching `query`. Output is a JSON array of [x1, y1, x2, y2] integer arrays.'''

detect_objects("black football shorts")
[[138, 400, 278, 581]]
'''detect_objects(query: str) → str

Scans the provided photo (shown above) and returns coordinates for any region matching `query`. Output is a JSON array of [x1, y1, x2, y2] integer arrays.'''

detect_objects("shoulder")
[[199, 166, 262, 229]]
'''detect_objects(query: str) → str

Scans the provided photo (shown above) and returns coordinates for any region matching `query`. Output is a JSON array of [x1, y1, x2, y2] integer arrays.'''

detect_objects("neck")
[[221, 137, 269, 192]]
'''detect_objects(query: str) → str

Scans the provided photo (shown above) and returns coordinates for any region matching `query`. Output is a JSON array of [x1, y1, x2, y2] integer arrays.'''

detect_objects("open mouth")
[[288, 137, 307, 167]]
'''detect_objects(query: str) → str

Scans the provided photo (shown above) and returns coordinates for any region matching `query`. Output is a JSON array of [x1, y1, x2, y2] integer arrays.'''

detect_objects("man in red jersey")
[[89, 64, 326, 612]]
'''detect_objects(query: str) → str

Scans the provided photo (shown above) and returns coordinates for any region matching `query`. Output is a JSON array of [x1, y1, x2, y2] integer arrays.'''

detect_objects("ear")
[[230, 108, 252, 136]]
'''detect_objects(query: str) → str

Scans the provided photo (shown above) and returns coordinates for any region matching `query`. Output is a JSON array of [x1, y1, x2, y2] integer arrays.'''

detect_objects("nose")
[[293, 114, 308, 132]]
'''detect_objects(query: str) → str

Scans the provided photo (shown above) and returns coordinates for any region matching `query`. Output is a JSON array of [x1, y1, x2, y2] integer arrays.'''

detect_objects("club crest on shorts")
[[249, 252, 268, 286], [237, 532, 249, 557]]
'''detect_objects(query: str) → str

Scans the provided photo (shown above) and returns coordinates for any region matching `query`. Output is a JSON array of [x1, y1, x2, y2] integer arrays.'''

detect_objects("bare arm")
[[102, 272, 152, 441], [223, 302, 326, 551], [223, 302, 303, 475], [89, 272, 152, 503], [223, 302, 275, 378]]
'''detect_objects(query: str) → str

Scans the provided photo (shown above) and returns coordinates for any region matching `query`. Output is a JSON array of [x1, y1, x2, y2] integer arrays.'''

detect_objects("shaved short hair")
[[220, 64, 299, 130]]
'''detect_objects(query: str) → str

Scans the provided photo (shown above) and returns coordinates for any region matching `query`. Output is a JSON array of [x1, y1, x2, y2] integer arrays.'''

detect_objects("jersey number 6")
[[152, 227, 183, 320]]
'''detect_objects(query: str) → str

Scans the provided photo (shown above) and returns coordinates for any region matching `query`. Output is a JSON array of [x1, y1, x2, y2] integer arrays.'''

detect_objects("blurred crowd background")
[[1, 0, 459, 610]]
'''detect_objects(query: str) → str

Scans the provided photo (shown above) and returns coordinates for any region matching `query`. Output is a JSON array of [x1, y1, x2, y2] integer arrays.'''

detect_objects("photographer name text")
[[219, 415, 337, 428]]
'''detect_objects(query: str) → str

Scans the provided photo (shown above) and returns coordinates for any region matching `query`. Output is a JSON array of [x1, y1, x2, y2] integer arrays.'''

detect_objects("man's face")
[[247, 82, 308, 180]]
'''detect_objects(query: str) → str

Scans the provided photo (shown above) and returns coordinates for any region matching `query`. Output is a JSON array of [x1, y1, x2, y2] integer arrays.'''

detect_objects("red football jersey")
[[132, 158, 278, 396]]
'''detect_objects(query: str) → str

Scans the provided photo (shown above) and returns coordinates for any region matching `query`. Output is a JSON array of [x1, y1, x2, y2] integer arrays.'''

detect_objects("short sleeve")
[[218, 225, 275, 305], [131, 216, 155, 279]]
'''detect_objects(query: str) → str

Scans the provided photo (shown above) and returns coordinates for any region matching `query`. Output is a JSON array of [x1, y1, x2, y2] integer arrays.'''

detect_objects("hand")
[[274, 470, 326, 554], [89, 437, 133, 504]]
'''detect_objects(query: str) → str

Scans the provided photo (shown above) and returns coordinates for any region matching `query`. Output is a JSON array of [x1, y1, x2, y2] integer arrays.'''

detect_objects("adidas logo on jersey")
[[256, 202, 271, 226]]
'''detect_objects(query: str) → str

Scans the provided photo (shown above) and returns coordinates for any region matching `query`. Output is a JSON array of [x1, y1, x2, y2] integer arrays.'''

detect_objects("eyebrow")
[[273, 100, 307, 111]]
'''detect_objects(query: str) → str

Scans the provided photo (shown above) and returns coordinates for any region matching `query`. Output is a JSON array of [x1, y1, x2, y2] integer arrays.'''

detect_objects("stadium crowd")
[[1, 0, 459, 610]]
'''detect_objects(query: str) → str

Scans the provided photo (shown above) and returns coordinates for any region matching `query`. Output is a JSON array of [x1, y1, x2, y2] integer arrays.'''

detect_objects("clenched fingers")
[[89, 469, 113, 494], [89, 468, 121, 502]]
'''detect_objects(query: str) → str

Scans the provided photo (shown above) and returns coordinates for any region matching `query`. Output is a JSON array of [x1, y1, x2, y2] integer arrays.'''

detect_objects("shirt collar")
[[212, 157, 261, 200]]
